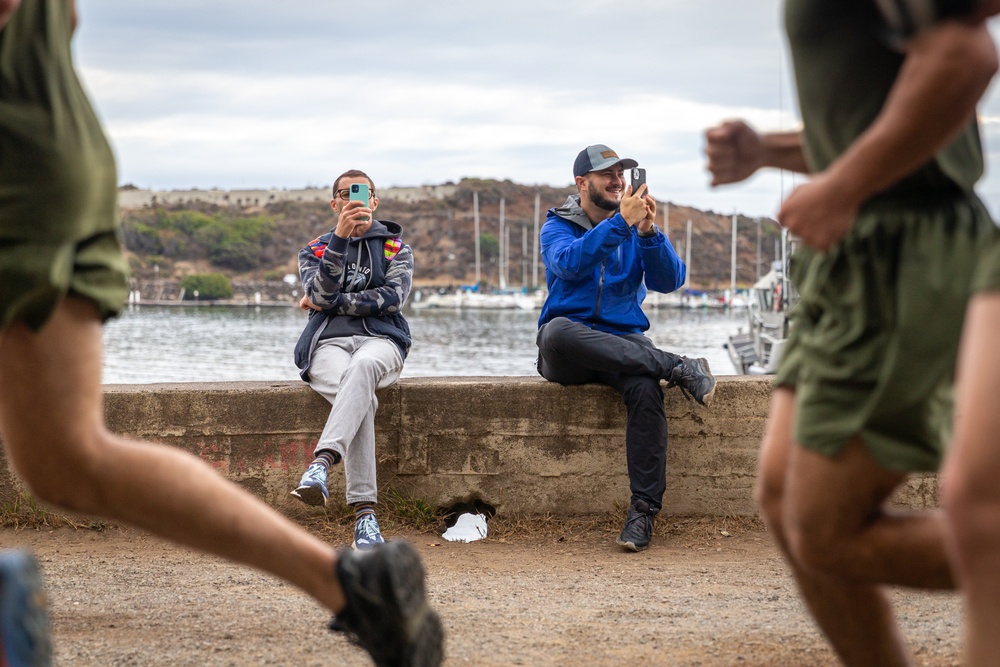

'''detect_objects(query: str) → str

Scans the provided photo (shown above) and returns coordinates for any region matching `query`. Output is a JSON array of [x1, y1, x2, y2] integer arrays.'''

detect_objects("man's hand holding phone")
[[334, 183, 374, 238], [620, 185, 648, 226], [623, 168, 656, 234], [334, 201, 372, 238], [636, 196, 657, 235]]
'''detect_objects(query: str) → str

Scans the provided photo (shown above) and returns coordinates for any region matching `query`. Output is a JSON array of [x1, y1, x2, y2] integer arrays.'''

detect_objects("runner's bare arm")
[[705, 123, 809, 187], [779, 18, 997, 250], [818, 20, 996, 210]]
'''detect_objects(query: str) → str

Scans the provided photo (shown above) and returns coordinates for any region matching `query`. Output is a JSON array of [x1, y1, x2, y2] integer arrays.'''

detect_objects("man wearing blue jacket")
[[536, 144, 717, 552], [290, 169, 413, 552]]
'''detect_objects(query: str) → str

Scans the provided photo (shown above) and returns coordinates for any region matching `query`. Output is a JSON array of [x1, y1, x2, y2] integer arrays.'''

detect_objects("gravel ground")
[[1, 518, 964, 666]]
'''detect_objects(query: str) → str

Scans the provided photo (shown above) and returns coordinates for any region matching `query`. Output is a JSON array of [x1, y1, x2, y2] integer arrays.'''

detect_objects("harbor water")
[[101, 304, 745, 384]]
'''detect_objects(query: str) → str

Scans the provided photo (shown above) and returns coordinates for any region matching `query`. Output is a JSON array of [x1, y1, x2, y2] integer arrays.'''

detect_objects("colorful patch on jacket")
[[384, 237, 402, 260], [308, 238, 327, 258]]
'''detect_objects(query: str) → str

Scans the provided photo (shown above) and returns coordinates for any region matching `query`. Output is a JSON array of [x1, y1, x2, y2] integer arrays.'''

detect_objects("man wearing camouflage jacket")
[[291, 169, 413, 551]]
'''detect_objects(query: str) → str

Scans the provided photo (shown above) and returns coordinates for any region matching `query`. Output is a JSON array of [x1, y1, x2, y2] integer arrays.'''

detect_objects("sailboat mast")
[[532, 192, 540, 289], [684, 219, 692, 290], [474, 192, 481, 287], [731, 212, 737, 307], [499, 198, 506, 291], [521, 225, 527, 288]]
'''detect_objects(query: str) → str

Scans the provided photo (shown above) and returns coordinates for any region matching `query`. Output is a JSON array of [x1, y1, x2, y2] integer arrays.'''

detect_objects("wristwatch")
[[638, 225, 658, 238]]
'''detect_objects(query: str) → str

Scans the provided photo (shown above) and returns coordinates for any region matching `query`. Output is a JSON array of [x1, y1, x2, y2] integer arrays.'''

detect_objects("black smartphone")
[[631, 168, 647, 195]]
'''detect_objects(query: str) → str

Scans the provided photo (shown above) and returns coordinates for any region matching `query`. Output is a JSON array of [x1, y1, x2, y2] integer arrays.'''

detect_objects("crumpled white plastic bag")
[[441, 512, 488, 543]]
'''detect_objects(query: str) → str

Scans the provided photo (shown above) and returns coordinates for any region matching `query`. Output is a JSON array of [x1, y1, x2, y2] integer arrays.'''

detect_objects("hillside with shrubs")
[[119, 178, 782, 302]]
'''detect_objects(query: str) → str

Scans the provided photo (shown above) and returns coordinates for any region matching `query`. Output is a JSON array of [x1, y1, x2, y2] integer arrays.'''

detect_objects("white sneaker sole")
[[290, 485, 327, 507]]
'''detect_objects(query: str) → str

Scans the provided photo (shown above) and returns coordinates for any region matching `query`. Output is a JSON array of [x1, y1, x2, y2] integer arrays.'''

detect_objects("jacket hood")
[[550, 195, 598, 231], [355, 219, 402, 241], [316, 219, 402, 245]]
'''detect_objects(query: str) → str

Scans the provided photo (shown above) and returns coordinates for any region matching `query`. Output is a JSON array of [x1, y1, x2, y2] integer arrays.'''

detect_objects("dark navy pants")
[[535, 317, 680, 513]]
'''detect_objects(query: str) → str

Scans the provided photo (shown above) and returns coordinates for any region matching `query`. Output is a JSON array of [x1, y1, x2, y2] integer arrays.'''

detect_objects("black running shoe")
[[331, 540, 444, 667], [616, 501, 656, 553], [667, 357, 717, 406]]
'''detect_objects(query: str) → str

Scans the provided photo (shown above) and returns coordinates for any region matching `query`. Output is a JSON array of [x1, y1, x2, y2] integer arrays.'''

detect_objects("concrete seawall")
[[0, 376, 939, 516]]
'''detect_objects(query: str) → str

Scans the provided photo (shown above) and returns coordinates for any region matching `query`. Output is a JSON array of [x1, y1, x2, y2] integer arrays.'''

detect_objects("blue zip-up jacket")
[[538, 195, 686, 335], [293, 219, 413, 381]]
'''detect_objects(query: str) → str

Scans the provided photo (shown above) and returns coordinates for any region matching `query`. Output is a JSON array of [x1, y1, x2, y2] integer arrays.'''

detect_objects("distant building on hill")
[[117, 185, 458, 209]]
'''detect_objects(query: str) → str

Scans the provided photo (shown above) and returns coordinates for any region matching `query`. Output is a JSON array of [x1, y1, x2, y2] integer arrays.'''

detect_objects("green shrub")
[[120, 209, 276, 271], [179, 273, 233, 300], [194, 215, 276, 271], [263, 269, 285, 281]]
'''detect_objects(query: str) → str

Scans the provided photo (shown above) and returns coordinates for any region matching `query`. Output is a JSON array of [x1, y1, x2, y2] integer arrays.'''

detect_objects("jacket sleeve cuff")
[[637, 227, 663, 246], [610, 213, 632, 235], [325, 234, 350, 254]]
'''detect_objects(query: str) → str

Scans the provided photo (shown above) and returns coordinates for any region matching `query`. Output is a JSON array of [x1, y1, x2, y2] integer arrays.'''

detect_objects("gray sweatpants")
[[308, 336, 403, 505]]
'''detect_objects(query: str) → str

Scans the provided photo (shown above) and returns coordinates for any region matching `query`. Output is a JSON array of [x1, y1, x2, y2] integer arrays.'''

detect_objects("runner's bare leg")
[[757, 388, 951, 666], [942, 293, 1000, 667], [0, 296, 345, 613]]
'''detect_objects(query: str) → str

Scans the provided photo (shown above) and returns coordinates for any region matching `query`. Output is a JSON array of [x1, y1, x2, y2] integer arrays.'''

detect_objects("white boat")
[[725, 234, 798, 375], [457, 291, 539, 310], [411, 289, 544, 311], [410, 291, 462, 310]]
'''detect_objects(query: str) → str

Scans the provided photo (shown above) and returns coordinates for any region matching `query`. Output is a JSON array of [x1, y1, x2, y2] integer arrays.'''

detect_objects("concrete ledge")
[[0, 376, 939, 516]]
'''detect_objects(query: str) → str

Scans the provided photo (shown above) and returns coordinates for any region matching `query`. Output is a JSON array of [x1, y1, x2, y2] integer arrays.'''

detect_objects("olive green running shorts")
[[0, 231, 129, 332], [776, 193, 1000, 472]]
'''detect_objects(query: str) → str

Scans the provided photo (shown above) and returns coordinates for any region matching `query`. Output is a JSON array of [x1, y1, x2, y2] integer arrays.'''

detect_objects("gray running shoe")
[[616, 501, 656, 552], [290, 462, 329, 507], [353, 513, 386, 551], [0, 550, 52, 667], [667, 357, 717, 406], [331, 541, 444, 667]]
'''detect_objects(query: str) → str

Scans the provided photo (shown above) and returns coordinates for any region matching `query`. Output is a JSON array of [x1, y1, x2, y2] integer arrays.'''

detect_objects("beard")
[[589, 189, 620, 212]]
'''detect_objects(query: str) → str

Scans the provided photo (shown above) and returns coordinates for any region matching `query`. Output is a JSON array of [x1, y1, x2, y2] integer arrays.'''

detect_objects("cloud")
[[73, 1, 1000, 219], [85, 62, 788, 212]]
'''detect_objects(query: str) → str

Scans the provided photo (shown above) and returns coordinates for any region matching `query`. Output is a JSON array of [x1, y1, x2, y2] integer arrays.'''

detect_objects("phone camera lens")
[[351, 184, 360, 193]]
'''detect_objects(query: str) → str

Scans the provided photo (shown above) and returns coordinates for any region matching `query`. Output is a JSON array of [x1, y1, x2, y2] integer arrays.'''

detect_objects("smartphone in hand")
[[631, 168, 647, 196], [349, 183, 370, 221]]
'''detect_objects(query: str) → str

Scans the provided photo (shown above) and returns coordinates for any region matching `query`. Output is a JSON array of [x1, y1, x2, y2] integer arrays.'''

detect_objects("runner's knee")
[[785, 518, 855, 575], [755, 431, 790, 536], [754, 469, 783, 532], [8, 428, 115, 512]]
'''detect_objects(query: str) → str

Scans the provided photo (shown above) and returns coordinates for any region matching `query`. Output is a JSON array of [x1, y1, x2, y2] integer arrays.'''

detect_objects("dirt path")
[[1, 519, 963, 666]]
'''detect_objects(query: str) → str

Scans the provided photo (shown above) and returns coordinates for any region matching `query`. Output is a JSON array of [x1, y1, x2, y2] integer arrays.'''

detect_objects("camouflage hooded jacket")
[[292, 219, 413, 381]]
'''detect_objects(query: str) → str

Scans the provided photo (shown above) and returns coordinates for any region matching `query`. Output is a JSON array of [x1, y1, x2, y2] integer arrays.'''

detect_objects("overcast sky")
[[72, 1, 1000, 219]]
